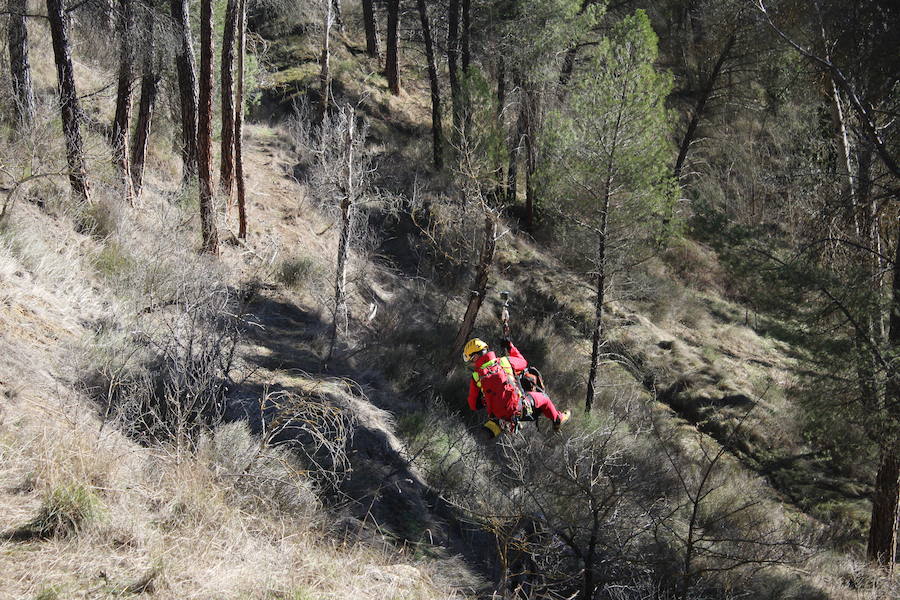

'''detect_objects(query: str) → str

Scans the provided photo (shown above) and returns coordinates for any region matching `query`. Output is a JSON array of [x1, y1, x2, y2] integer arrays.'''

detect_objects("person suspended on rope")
[[463, 337, 570, 439]]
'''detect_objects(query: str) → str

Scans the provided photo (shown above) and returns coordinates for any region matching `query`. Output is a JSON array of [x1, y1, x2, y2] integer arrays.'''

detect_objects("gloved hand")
[[500, 337, 512, 354]]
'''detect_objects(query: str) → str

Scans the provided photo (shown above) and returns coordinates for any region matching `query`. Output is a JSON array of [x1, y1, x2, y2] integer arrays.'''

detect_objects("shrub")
[[22, 484, 103, 538], [199, 421, 320, 518], [92, 240, 134, 281], [277, 255, 318, 289], [73, 197, 121, 240]]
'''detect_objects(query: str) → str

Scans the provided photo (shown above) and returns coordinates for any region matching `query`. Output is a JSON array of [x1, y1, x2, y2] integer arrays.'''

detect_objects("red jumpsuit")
[[466, 342, 562, 422]]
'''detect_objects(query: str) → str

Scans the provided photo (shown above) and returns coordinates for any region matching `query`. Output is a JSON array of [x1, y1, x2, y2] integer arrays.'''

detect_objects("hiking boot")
[[553, 410, 571, 432]]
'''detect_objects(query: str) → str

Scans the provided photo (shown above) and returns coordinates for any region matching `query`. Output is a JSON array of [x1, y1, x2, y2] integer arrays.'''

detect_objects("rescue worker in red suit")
[[464, 338, 570, 438]]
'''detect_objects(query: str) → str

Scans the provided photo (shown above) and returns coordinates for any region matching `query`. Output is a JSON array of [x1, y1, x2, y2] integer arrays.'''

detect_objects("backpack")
[[519, 366, 545, 393], [473, 356, 522, 408]]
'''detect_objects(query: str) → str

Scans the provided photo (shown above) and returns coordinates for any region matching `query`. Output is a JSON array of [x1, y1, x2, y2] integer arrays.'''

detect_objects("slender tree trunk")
[[332, 0, 343, 32], [47, 0, 90, 202], [385, 0, 401, 95], [447, 0, 462, 136], [235, 0, 247, 239], [8, 0, 36, 127], [220, 0, 239, 201], [461, 0, 471, 72], [416, 0, 443, 169], [584, 194, 609, 412], [461, 0, 472, 138], [319, 0, 334, 121], [446, 211, 496, 373], [507, 100, 525, 205], [673, 31, 736, 181], [362, 0, 380, 58], [522, 88, 538, 229], [494, 56, 506, 197], [171, 0, 199, 184], [327, 112, 356, 366], [112, 0, 135, 203], [130, 10, 158, 198], [197, 0, 218, 254]]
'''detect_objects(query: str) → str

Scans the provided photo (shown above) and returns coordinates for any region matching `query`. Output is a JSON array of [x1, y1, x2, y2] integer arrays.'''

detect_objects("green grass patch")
[[17, 484, 103, 539], [92, 240, 134, 281]]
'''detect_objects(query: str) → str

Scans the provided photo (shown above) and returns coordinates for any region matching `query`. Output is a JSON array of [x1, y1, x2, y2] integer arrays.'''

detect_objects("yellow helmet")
[[463, 338, 489, 362]]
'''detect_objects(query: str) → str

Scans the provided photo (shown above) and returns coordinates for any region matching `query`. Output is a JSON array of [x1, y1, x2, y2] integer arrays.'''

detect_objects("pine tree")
[[541, 10, 676, 411]]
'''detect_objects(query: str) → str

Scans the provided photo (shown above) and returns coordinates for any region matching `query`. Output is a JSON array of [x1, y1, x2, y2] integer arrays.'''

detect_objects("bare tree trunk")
[[171, 0, 199, 184], [219, 0, 239, 202], [235, 0, 247, 239], [47, 0, 90, 202], [130, 10, 158, 198], [327, 113, 357, 366], [112, 0, 135, 203], [362, 0, 380, 58], [319, 0, 334, 121], [446, 212, 496, 373], [8, 0, 36, 127], [447, 0, 462, 136], [416, 0, 443, 169], [197, 0, 218, 253], [385, 0, 401, 95]]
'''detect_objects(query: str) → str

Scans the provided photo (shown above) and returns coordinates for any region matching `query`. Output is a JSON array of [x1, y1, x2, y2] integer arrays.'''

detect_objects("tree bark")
[[867, 225, 900, 571], [327, 112, 356, 366], [171, 0, 199, 184], [47, 0, 90, 202], [235, 0, 247, 239], [362, 0, 380, 58], [447, 0, 462, 136], [416, 0, 443, 169], [522, 87, 538, 229], [461, 0, 471, 73], [332, 0, 343, 32], [507, 100, 525, 205], [447, 212, 497, 373], [8, 0, 36, 127], [220, 0, 239, 201], [867, 444, 899, 572], [197, 0, 219, 254], [112, 0, 135, 203], [130, 9, 158, 198], [385, 0, 401, 95]]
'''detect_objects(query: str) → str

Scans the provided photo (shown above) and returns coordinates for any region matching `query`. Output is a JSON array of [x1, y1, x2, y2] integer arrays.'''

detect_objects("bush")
[[92, 240, 134, 281], [200, 421, 320, 518], [277, 255, 318, 289]]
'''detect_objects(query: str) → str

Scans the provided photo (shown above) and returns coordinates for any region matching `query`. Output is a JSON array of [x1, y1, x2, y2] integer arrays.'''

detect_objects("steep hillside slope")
[[2, 4, 897, 600]]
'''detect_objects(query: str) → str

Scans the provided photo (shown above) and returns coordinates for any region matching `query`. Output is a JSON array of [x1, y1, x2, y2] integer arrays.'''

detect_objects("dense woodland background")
[[0, 0, 899, 598]]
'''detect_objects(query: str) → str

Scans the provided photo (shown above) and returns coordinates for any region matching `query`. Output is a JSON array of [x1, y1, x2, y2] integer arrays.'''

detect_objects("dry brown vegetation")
[[2, 3, 898, 600]]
